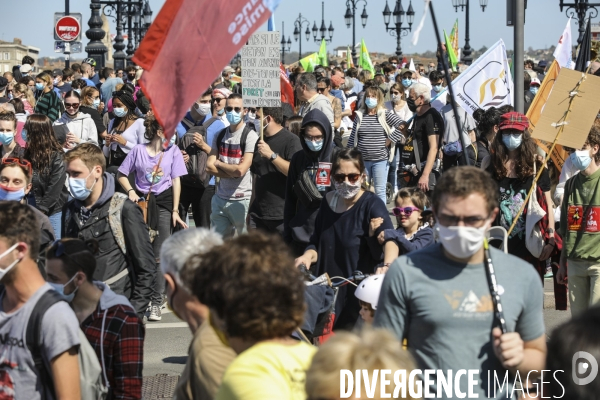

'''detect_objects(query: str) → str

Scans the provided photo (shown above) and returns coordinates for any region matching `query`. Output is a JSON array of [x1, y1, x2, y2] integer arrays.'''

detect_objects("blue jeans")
[[364, 160, 389, 204], [210, 195, 250, 237], [49, 212, 62, 240]]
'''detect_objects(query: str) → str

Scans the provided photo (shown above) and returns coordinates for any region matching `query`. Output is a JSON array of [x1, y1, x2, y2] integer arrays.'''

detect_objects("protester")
[[248, 107, 302, 234], [295, 148, 391, 329], [99, 67, 124, 104], [210, 87, 231, 127], [79, 86, 107, 140], [286, 115, 303, 137], [53, 90, 99, 150], [8, 99, 26, 146], [296, 73, 335, 128], [82, 59, 99, 86], [440, 96, 477, 171], [384, 82, 411, 195], [374, 166, 547, 399], [284, 109, 335, 256], [0, 157, 54, 274], [355, 275, 385, 325], [469, 106, 502, 167], [0, 202, 81, 399], [429, 70, 447, 112], [192, 232, 316, 400], [21, 114, 68, 239], [53, 69, 71, 97], [484, 112, 556, 278], [557, 126, 600, 315], [33, 72, 63, 123], [316, 76, 342, 131], [13, 83, 35, 114], [62, 143, 156, 320], [45, 238, 144, 399], [347, 86, 405, 203], [401, 82, 443, 192], [160, 229, 236, 400], [0, 111, 24, 160], [206, 93, 258, 237]]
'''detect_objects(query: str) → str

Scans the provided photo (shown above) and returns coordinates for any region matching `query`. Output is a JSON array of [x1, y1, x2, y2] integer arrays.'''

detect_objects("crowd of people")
[[0, 51, 598, 399]]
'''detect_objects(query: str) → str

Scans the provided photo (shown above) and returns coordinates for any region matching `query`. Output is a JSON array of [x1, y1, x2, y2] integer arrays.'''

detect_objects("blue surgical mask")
[[113, 107, 127, 118], [0, 186, 25, 202], [432, 85, 443, 93], [93, 98, 101, 109], [226, 110, 242, 125], [502, 133, 523, 151], [402, 78, 412, 87], [68, 171, 97, 201], [217, 108, 225, 116], [163, 135, 176, 149], [74, 89, 81, 95], [35, 83, 44, 91], [0, 132, 14, 146], [570, 150, 592, 171], [305, 139, 323, 152], [530, 87, 539, 95], [48, 274, 78, 303], [21, 129, 27, 142], [365, 97, 377, 109]]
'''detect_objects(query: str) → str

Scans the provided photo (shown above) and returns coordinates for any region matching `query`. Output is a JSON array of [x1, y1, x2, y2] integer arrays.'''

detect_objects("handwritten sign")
[[241, 31, 281, 108]]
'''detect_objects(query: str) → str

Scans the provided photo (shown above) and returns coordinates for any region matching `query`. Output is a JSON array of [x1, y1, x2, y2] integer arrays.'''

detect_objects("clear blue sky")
[[1, 0, 592, 58]]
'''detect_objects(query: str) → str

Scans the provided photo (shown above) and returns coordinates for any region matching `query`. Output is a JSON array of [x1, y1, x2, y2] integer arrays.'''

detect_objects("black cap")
[[0, 77, 8, 92], [53, 69, 63, 77]]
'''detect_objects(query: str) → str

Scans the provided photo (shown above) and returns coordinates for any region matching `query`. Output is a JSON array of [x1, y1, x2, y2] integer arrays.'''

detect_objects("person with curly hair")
[[192, 232, 316, 400]]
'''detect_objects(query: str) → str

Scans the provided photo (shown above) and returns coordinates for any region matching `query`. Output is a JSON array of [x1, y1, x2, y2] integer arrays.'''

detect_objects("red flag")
[[133, 0, 279, 140], [280, 63, 294, 105]]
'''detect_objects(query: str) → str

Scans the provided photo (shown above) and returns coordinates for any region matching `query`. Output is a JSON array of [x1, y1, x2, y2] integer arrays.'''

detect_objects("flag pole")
[[260, 107, 264, 141], [506, 65, 592, 236], [428, 1, 470, 166]]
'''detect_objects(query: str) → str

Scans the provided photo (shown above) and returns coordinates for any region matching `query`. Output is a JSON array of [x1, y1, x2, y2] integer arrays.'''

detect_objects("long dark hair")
[[474, 107, 503, 139], [490, 129, 539, 181], [23, 114, 63, 171]]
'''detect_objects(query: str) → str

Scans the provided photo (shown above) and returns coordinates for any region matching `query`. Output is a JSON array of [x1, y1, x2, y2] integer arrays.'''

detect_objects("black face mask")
[[407, 97, 418, 112], [128, 74, 136, 80]]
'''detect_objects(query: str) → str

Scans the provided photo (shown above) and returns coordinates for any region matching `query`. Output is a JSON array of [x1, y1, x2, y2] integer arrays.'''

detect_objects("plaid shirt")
[[81, 303, 145, 399]]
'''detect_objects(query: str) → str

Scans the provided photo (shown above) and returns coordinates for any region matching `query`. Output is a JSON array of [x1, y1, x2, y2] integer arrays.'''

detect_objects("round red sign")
[[55, 16, 80, 42]]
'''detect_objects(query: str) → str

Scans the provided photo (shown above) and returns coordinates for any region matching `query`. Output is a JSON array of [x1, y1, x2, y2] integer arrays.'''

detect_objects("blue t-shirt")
[[203, 114, 226, 186]]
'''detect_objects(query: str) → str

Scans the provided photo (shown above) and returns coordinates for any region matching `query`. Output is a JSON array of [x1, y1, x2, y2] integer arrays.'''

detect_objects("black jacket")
[[62, 173, 155, 317], [284, 109, 335, 248], [30, 151, 68, 216]]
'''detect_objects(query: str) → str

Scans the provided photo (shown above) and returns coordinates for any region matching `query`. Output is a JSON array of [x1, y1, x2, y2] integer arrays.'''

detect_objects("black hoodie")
[[284, 109, 335, 249]]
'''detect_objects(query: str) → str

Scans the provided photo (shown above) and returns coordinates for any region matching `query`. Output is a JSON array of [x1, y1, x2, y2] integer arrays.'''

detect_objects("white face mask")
[[0, 243, 20, 281], [437, 222, 489, 259]]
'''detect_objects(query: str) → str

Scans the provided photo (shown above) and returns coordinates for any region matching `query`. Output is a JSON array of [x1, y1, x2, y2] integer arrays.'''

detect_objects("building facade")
[[0, 38, 40, 74]]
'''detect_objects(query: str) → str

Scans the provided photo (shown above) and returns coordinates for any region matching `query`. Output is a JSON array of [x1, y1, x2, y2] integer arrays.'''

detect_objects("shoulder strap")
[[202, 117, 219, 131], [146, 151, 165, 200], [413, 135, 421, 171], [108, 193, 128, 254], [240, 124, 253, 156], [27, 290, 65, 400], [216, 127, 228, 152]]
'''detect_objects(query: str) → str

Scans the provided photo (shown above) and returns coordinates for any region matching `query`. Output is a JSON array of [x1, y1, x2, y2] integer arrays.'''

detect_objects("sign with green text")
[[241, 31, 281, 108]]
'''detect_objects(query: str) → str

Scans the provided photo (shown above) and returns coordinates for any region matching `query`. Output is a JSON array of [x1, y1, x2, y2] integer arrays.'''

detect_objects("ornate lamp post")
[[560, 0, 600, 45], [344, 0, 368, 64], [85, 0, 108, 68], [293, 13, 311, 62], [280, 22, 291, 65], [452, 0, 487, 65], [312, 2, 334, 43], [382, 0, 415, 57]]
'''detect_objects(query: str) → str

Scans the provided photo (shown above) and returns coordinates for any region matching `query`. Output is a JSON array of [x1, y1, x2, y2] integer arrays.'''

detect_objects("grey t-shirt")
[[212, 123, 259, 201], [373, 244, 544, 399], [0, 284, 81, 399], [440, 103, 476, 146]]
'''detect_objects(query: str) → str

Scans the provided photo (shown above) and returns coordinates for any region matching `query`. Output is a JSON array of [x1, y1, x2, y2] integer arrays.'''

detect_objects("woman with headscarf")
[[53, 90, 98, 150]]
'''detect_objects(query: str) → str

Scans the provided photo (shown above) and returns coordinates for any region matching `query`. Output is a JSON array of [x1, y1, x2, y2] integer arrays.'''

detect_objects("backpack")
[[27, 290, 108, 400], [179, 117, 219, 188]]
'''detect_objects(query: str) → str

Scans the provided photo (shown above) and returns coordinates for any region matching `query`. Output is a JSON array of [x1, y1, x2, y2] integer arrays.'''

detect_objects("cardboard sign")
[[315, 162, 332, 191], [241, 31, 281, 108], [531, 68, 600, 150]]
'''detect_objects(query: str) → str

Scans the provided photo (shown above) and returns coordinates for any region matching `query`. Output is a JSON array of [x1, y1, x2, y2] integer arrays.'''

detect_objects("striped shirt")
[[347, 110, 405, 161], [34, 90, 63, 123]]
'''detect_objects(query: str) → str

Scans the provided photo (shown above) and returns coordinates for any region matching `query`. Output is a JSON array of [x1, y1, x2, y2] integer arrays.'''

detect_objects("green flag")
[[299, 53, 320, 73], [358, 39, 374, 75], [444, 29, 458, 71], [318, 39, 328, 67]]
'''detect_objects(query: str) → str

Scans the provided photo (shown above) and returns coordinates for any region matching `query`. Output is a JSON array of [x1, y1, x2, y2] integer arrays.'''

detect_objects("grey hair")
[[296, 73, 317, 91], [160, 228, 223, 291], [344, 77, 354, 91], [411, 82, 431, 103], [0, 103, 15, 113]]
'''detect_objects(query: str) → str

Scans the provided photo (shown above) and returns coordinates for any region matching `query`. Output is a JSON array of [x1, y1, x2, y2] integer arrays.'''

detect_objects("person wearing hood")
[[62, 143, 156, 321], [284, 109, 335, 256], [294, 148, 392, 330], [296, 73, 335, 130], [46, 238, 144, 399], [54, 90, 99, 150]]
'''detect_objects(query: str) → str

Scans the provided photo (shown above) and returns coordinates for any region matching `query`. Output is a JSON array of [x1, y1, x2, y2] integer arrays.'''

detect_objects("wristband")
[[172, 210, 179, 214]]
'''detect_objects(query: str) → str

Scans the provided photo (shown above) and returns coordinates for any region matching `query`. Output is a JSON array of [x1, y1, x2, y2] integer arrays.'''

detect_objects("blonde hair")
[[13, 83, 35, 108], [359, 86, 385, 114], [80, 86, 99, 107], [306, 328, 418, 400]]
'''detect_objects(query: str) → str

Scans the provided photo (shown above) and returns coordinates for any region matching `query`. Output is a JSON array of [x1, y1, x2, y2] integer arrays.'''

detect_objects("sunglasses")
[[317, 88, 326, 93], [212, 98, 224, 103], [332, 173, 361, 184], [225, 106, 242, 113], [2, 157, 32, 175], [249, 108, 257, 113], [392, 206, 421, 216], [65, 103, 80, 109]]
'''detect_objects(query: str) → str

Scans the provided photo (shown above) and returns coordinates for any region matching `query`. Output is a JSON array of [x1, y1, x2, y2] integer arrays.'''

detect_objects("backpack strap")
[[240, 124, 253, 156], [215, 127, 228, 155], [202, 117, 219, 131], [108, 193, 128, 255], [26, 290, 65, 400]]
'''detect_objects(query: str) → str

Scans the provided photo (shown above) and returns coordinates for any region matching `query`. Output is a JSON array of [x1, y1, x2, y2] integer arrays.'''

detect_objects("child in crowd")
[[355, 275, 384, 325]]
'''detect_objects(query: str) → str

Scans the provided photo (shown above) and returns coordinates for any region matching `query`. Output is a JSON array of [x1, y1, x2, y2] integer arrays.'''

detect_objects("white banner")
[[241, 31, 281, 108], [450, 39, 513, 115], [553, 17, 573, 68]]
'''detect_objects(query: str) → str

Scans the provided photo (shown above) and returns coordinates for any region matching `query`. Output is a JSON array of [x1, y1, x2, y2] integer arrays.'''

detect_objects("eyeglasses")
[[317, 87, 326, 93], [212, 98, 224, 103], [225, 106, 242, 113], [65, 103, 80, 109], [437, 214, 489, 227], [249, 108, 257, 113], [392, 206, 421, 216], [303, 133, 324, 142], [332, 173, 361, 184], [2, 158, 32, 175]]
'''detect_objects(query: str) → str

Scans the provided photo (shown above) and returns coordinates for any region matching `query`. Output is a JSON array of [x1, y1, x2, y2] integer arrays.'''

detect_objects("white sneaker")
[[148, 305, 162, 321]]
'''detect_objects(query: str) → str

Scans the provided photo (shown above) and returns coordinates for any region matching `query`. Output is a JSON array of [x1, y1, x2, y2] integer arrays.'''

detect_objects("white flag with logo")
[[449, 39, 513, 115], [553, 17, 572, 68]]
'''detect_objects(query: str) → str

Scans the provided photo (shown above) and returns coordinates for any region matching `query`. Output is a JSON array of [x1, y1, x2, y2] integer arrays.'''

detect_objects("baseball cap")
[[83, 58, 97, 67], [20, 64, 33, 74], [0, 77, 7, 92], [53, 69, 64, 77], [223, 66, 235, 74], [538, 60, 547, 68], [400, 68, 412, 77], [530, 78, 541, 87], [499, 112, 529, 132]]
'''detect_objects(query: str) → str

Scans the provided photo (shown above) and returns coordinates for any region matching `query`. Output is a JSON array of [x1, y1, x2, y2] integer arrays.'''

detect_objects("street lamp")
[[293, 13, 311, 61], [345, 0, 368, 63], [560, 0, 600, 45], [382, 0, 415, 57], [142, 0, 153, 39], [280, 22, 291, 64], [132, 5, 140, 50], [313, 2, 334, 43], [453, 0, 487, 65]]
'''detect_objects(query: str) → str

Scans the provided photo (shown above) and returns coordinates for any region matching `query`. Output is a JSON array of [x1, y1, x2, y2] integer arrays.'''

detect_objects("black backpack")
[[179, 117, 219, 188]]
